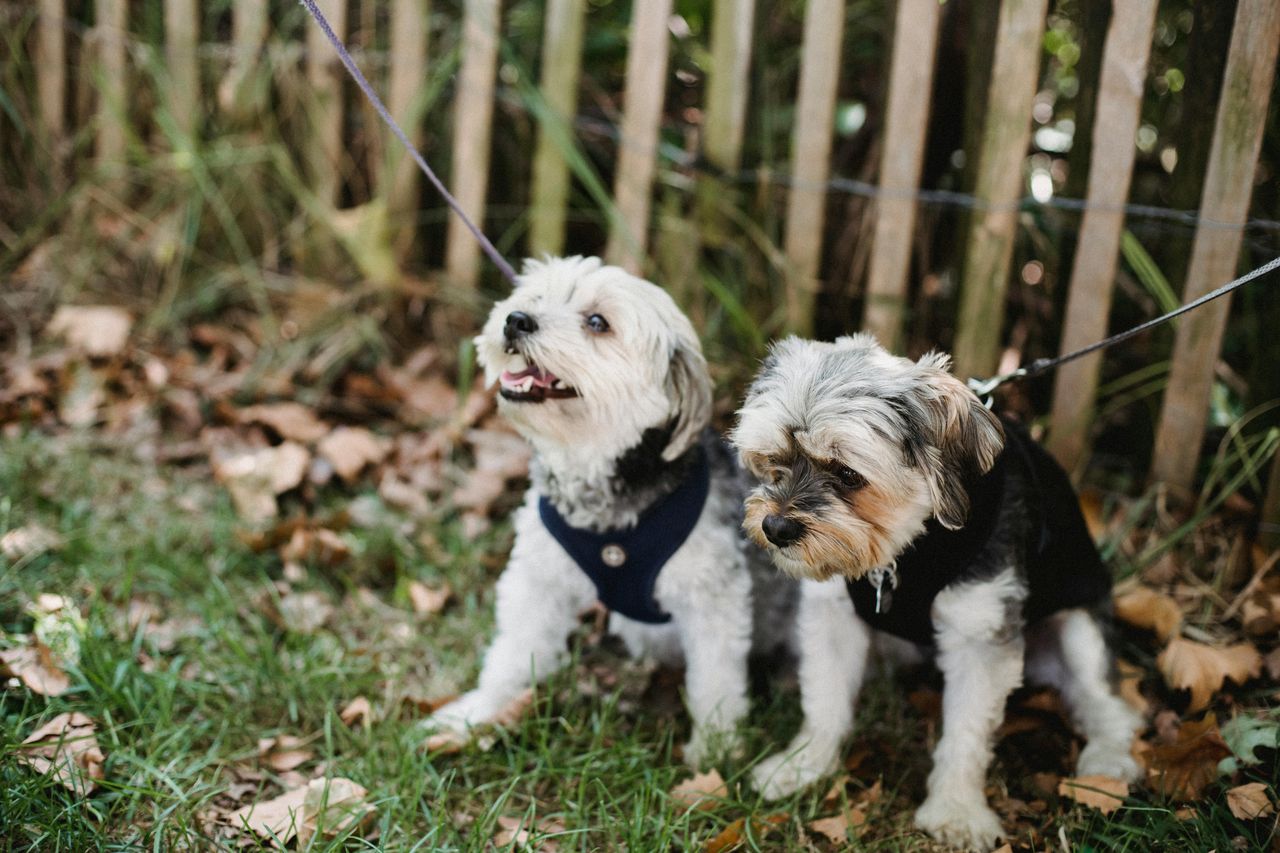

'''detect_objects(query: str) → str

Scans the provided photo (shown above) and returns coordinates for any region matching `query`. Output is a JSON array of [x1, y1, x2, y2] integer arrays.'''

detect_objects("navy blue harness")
[[538, 446, 710, 624]]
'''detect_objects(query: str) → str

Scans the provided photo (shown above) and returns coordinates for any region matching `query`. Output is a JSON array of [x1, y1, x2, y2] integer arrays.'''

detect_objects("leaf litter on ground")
[[18, 712, 106, 794], [8, 312, 1280, 847], [226, 776, 374, 846]]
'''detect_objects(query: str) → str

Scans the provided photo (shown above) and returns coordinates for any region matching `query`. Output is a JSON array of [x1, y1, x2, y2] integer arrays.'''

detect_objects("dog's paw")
[[914, 794, 1004, 851], [1077, 741, 1142, 783], [749, 743, 838, 801], [421, 690, 500, 749]]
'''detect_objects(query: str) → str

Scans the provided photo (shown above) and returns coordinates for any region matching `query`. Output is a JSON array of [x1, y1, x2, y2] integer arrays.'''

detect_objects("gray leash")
[[299, 0, 1279, 381], [298, 0, 519, 286], [968, 254, 1280, 403]]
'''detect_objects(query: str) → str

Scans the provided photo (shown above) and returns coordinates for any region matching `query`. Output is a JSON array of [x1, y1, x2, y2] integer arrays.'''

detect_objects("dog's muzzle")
[[762, 514, 805, 547], [503, 311, 537, 350]]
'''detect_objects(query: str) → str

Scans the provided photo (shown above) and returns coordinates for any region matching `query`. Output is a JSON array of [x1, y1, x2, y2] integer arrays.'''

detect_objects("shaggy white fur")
[[428, 256, 791, 766], [733, 334, 1142, 851]]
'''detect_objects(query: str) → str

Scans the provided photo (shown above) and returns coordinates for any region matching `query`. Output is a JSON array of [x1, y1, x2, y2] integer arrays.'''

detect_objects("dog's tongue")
[[500, 365, 559, 388]]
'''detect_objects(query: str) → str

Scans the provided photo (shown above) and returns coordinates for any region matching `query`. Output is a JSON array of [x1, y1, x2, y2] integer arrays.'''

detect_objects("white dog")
[[428, 256, 792, 766], [732, 334, 1141, 850]]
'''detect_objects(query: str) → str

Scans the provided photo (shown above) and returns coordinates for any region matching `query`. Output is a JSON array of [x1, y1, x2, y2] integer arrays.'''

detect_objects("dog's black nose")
[[504, 311, 538, 341], [762, 514, 805, 547]]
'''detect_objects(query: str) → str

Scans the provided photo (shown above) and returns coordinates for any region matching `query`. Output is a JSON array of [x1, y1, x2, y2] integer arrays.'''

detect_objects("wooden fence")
[[22, 0, 1280, 528]]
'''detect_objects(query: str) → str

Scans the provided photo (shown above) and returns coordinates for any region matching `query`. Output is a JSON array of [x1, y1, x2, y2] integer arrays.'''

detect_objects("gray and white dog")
[[429, 256, 791, 766], [732, 334, 1141, 850]]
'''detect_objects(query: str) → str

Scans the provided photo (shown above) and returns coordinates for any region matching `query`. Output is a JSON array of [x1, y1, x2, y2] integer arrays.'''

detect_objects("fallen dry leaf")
[[0, 524, 63, 561], [1226, 782, 1274, 820], [279, 527, 350, 568], [451, 469, 509, 513], [820, 774, 851, 808], [491, 814, 566, 851], [407, 581, 451, 615], [705, 813, 788, 852], [238, 402, 330, 443], [453, 428, 531, 512], [257, 735, 314, 773], [1116, 658, 1151, 716], [1148, 713, 1232, 801], [47, 305, 133, 357], [378, 471, 432, 517], [1114, 587, 1183, 642], [29, 594, 85, 669], [298, 777, 374, 843], [670, 769, 728, 812], [1078, 489, 1106, 541], [18, 712, 105, 793], [318, 427, 388, 482], [228, 784, 308, 843], [808, 806, 866, 843], [1157, 638, 1262, 712], [0, 644, 70, 696], [339, 696, 373, 728], [395, 373, 459, 422], [211, 442, 310, 524], [1057, 775, 1128, 815]]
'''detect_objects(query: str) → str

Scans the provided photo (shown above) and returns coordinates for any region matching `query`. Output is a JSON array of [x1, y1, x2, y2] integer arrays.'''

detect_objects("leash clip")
[[868, 562, 898, 614], [967, 368, 1026, 409]]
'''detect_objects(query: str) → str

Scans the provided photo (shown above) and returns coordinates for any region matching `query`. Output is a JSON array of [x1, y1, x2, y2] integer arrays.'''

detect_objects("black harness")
[[539, 446, 711, 624], [846, 422, 1111, 645]]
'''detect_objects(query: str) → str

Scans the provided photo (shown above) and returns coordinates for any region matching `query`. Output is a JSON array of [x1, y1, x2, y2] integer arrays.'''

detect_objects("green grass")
[[2, 431, 1278, 852]]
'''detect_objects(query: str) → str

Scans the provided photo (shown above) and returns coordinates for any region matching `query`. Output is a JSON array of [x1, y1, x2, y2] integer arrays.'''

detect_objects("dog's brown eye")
[[585, 314, 610, 334], [834, 466, 866, 491]]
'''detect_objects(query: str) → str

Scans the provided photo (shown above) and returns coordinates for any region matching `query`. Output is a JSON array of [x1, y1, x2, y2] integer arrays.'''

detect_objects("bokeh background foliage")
[[4, 2, 1280, 848], [4, 0, 1278, 482]]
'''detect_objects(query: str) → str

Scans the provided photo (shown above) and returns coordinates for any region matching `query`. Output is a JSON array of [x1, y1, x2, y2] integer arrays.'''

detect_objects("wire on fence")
[[17, 0, 1280, 241]]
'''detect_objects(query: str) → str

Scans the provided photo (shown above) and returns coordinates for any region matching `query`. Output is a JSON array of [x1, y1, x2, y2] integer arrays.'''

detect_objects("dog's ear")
[[910, 353, 1005, 529], [662, 338, 713, 461]]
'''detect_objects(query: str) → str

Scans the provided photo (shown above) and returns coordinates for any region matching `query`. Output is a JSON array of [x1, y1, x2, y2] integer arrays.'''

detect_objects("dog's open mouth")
[[499, 363, 578, 402]]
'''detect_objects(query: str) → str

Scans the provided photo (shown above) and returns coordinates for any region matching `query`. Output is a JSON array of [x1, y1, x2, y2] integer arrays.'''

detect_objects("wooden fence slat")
[[305, 0, 348, 207], [528, 0, 587, 257], [861, 0, 941, 351], [37, 0, 66, 149], [385, 0, 430, 235], [95, 0, 128, 170], [703, 0, 755, 173], [950, 0, 1050, 379], [662, 0, 755, 314], [218, 0, 268, 115], [781, 0, 846, 336], [604, 0, 673, 274], [1151, 0, 1280, 492], [445, 0, 502, 289], [1045, 0, 1159, 472], [165, 0, 200, 138]]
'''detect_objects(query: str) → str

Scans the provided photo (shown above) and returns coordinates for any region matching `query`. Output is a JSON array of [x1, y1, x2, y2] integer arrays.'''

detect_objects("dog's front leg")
[[428, 503, 594, 738], [752, 578, 869, 800], [914, 570, 1024, 851], [669, 567, 753, 769]]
